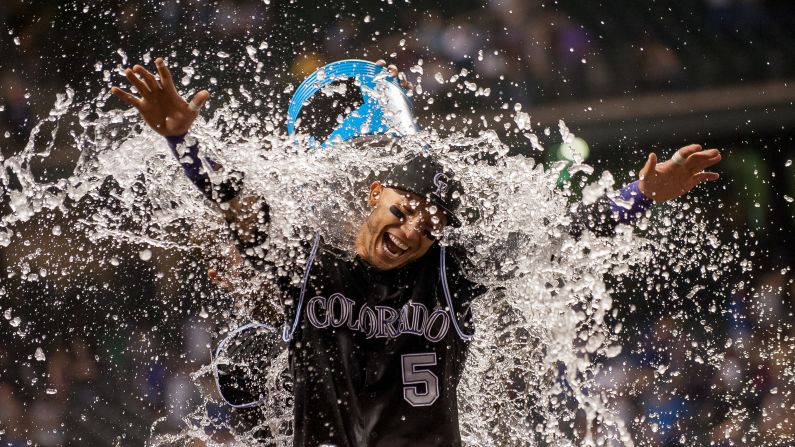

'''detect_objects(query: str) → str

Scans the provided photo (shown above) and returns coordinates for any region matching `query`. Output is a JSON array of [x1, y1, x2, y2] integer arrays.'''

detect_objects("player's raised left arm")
[[637, 144, 721, 202], [569, 144, 721, 237]]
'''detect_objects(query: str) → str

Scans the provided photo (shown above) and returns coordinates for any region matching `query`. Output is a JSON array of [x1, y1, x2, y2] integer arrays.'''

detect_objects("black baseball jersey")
[[215, 195, 641, 446], [277, 236, 481, 447], [193, 146, 650, 446], [168, 129, 653, 446]]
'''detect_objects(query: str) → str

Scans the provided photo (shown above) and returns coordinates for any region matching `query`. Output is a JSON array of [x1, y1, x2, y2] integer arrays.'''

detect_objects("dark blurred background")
[[1, 0, 794, 445]]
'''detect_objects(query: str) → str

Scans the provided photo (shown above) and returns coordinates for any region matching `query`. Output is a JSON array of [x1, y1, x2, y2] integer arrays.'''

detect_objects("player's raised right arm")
[[111, 58, 208, 136], [112, 58, 270, 268], [112, 58, 234, 203]]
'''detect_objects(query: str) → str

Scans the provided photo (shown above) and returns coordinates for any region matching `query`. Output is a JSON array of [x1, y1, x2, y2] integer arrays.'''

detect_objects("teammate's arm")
[[571, 144, 721, 236]]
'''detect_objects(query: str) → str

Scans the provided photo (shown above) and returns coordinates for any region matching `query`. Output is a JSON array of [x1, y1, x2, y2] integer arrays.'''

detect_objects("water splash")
[[0, 85, 745, 446]]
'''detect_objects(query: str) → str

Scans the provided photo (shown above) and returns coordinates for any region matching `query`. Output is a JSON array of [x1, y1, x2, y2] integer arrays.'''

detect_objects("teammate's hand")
[[111, 58, 209, 137], [638, 144, 721, 202], [375, 59, 413, 91]]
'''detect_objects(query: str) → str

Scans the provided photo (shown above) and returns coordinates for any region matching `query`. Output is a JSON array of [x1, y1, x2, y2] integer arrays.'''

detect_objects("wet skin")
[[355, 181, 448, 271]]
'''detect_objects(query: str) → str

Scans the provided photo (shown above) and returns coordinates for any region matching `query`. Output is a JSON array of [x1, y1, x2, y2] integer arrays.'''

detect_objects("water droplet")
[[51, 225, 61, 236], [45, 388, 57, 395], [116, 48, 128, 65], [514, 111, 531, 130], [181, 66, 195, 86], [34, 347, 45, 361], [246, 45, 257, 61], [139, 249, 152, 261], [10, 316, 21, 327]]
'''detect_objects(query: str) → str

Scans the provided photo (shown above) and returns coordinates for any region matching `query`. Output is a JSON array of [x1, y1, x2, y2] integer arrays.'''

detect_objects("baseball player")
[[111, 57, 721, 446]]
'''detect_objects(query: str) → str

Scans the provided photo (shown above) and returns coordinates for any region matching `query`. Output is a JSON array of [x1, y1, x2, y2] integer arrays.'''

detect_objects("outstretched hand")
[[638, 144, 722, 202], [111, 58, 209, 137]]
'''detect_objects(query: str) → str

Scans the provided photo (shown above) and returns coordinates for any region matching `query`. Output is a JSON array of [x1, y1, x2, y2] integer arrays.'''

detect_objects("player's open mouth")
[[382, 232, 408, 258]]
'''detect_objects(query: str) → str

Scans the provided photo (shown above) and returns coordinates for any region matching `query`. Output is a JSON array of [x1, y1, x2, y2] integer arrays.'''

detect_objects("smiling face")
[[355, 182, 448, 271]]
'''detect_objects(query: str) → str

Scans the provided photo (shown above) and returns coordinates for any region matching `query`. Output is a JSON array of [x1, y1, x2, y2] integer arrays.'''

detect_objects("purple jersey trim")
[[165, 133, 243, 203], [165, 133, 188, 149], [167, 133, 223, 170], [165, 132, 220, 202], [609, 180, 654, 223], [166, 133, 208, 185]]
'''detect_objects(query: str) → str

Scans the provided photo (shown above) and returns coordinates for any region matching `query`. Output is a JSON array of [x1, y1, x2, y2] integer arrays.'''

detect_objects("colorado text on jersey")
[[304, 293, 451, 342]]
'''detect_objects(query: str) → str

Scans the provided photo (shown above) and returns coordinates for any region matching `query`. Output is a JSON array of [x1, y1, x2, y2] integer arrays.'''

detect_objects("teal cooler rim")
[[286, 59, 417, 142]]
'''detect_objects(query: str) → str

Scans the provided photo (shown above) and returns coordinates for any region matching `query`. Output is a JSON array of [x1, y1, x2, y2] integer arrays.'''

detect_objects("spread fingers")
[[124, 68, 150, 96], [111, 87, 142, 108], [693, 171, 720, 184], [677, 144, 703, 158], [133, 65, 161, 92], [155, 58, 176, 93], [686, 149, 722, 171]]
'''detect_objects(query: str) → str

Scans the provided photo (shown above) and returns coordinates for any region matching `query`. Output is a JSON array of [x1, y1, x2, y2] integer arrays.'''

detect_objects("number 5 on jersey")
[[401, 353, 439, 407]]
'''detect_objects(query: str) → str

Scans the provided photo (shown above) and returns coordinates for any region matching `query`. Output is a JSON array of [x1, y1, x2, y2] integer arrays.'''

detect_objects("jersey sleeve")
[[166, 133, 245, 203], [165, 134, 275, 270], [568, 180, 654, 238]]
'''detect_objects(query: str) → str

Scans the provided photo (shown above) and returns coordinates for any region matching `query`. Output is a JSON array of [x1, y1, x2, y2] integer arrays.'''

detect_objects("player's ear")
[[368, 181, 384, 207]]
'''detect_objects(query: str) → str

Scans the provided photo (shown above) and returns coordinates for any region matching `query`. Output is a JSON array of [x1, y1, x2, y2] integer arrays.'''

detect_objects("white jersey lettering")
[[303, 294, 450, 342]]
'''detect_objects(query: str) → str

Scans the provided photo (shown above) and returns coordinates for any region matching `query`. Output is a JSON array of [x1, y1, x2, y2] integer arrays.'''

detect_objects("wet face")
[[355, 182, 448, 271]]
